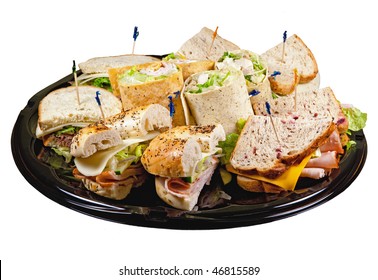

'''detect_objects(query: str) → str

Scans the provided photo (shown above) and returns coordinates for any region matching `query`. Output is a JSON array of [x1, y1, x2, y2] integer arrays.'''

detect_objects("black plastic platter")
[[11, 72, 368, 230]]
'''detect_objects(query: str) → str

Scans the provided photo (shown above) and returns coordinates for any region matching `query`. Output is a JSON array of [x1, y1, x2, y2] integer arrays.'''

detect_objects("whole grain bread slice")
[[230, 115, 335, 178], [261, 34, 318, 95], [252, 87, 348, 133]]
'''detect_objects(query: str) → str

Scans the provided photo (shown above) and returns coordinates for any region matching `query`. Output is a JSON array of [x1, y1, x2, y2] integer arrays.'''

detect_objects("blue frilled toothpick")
[[249, 89, 260, 97], [72, 60, 80, 105], [95, 91, 106, 120], [270, 71, 281, 79], [265, 102, 280, 143], [282, 30, 287, 62], [168, 96, 175, 117], [132, 26, 139, 55]]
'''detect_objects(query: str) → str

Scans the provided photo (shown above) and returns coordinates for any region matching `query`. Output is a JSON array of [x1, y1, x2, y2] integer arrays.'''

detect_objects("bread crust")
[[261, 34, 318, 93], [252, 87, 348, 134], [141, 136, 202, 178], [70, 104, 172, 158], [230, 115, 336, 179], [78, 54, 159, 74], [37, 86, 122, 134], [141, 125, 225, 177], [70, 123, 122, 158], [236, 175, 284, 193]]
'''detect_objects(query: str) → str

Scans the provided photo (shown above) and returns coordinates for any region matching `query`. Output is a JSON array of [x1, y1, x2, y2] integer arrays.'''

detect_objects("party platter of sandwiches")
[[35, 27, 367, 211]]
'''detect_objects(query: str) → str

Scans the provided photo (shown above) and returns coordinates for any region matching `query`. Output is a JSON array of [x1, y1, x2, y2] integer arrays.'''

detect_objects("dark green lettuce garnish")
[[92, 77, 112, 92]]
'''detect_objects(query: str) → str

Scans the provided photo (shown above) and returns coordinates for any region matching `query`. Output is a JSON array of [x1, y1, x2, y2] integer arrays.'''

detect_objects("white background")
[[1, 0, 376, 279]]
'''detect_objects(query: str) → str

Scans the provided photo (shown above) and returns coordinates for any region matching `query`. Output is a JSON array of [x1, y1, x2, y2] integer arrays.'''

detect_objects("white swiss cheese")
[[74, 132, 159, 176]]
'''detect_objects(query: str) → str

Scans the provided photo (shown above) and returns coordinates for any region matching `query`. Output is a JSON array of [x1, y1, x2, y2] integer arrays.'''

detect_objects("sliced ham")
[[95, 164, 145, 182], [306, 151, 339, 169], [300, 168, 327, 179], [73, 163, 146, 188], [165, 157, 219, 198], [319, 130, 344, 154]]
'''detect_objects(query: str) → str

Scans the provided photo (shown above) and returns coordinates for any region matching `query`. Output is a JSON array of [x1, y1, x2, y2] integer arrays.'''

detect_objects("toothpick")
[[207, 26, 218, 56], [265, 102, 281, 143], [72, 60, 80, 105], [132, 26, 139, 55], [168, 95, 175, 117], [95, 91, 106, 120], [282, 30, 287, 63]]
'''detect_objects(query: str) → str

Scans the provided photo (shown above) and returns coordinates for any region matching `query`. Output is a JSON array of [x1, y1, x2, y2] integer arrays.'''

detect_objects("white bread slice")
[[261, 34, 318, 94], [70, 104, 172, 158], [78, 54, 160, 74], [230, 115, 335, 178], [37, 86, 122, 138], [178, 27, 240, 61], [141, 125, 225, 178], [252, 87, 348, 133]]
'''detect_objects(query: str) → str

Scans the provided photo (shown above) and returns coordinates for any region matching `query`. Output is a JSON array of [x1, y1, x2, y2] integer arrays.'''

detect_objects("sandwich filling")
[[163, 156, 219, 198], [73, 132, 159, 191], [118, 62, 178, 85], [216, 51, 266, 85], [186, 70, 231, 94]]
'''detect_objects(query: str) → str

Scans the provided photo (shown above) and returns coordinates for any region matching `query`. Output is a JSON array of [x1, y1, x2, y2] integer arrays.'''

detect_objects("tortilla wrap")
[[178, 27, 240, 61], [183, 69, 254, 134], [108, 62, 185, 126], [215, 49, 271, 105], [172, 59, 215, 81]]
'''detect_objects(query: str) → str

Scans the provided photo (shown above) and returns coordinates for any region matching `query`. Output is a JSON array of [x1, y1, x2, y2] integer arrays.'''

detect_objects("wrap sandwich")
[[182, 69, 254, 134], [108, 61, 185, 126], [215, 50, 270, 104], [163, 52, 215, 80]]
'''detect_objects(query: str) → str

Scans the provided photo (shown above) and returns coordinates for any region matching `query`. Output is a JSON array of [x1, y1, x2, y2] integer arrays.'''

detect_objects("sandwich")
[[178, 27, 240, 61], [141, 124, 226, 211], [71, 104, 172, 200], [108, 61, 186, 126], [252, 87, 349, 134], [36, 86, 122, 164], [226, 115, 337, 193], [215, 50, 270, 104], [261, 34, 319, 95], [182, 69, 254, 134], [162, 52, 215, 80], [77, 54, 160, 91]]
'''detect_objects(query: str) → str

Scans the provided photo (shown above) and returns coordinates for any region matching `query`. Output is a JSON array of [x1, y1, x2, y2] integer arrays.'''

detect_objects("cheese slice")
[[227, 154, 312, 191], [74, 132, 159, 176]]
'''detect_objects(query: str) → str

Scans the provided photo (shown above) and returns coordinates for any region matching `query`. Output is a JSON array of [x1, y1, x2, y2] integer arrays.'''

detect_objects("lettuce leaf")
[[217, 133, 239, 165], [342, 107, 367, 132], [92, 77, 112, 91]]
